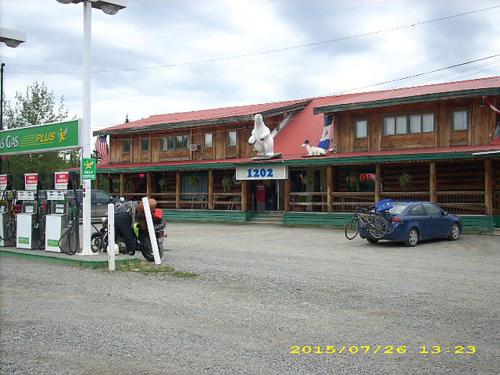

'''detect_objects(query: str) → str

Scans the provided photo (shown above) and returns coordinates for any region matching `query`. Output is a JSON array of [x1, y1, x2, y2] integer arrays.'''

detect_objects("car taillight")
[[392, 216, 402, 223]]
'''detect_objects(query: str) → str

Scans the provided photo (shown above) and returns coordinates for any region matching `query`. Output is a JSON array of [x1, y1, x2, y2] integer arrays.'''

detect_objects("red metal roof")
[[98, 98, 310, 134], [314, 75, 500, 112]]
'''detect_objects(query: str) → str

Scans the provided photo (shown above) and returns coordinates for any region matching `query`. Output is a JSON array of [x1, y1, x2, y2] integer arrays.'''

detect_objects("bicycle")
[[344, 206, 390, 240]]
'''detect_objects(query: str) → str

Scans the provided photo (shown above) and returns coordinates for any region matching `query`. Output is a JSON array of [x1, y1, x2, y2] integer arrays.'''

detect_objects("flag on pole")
[[95, 135, 110, 164], [318, 114, 334, 151]]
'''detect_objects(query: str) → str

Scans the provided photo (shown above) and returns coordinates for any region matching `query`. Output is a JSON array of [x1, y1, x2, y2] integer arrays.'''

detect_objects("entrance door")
[[250, 180, 279, 211]]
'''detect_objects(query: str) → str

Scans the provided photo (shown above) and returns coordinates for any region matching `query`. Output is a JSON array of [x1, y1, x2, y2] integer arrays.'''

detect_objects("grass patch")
[[114, 259, 198, 278]]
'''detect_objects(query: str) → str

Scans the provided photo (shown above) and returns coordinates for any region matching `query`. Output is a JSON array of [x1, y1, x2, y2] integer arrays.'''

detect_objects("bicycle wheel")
[[91, 232, 105, 253], [367, 214, 388, 239], [344, 216, 360, 240]]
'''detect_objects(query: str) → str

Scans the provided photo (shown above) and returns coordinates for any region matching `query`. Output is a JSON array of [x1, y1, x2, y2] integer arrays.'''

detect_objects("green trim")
[[0, 248, 139, 268], [314, 87, 500, 114], [163, 209, 251, 224], [492, 215, 500, 229], [97, 150, 497, 174]]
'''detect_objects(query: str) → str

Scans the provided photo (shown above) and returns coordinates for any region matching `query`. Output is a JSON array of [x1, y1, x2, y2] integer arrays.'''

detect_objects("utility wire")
[[9, 4, 499, 76]]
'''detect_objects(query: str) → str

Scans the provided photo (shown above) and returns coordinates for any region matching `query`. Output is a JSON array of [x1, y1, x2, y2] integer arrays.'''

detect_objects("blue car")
[[359, 200, 462, 247]]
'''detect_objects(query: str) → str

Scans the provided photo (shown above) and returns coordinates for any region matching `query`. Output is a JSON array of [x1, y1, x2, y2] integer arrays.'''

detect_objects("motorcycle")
[[91, 208, 166, 262]]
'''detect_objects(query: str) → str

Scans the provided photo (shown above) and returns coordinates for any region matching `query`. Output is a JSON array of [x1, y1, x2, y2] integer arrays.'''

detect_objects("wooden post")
[[208, 170, 214, 210], [119, 173, 124, 197], [241, 180, 248, 211], [146, 172, 152, 197], [485, 159, 493, 215], [175, 171, 181, 209], [326, 165, 333, 212], [430, 161, 437, 203], [375, 164, 381, 203], [284, 178, 291, 211]]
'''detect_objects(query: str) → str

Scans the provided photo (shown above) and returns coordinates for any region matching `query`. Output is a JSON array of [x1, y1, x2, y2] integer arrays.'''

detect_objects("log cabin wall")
[[334, 96, 499, 153], [436, 161, 484, 191], [381, 163, 429, 192], [493, 159, 500, 215]]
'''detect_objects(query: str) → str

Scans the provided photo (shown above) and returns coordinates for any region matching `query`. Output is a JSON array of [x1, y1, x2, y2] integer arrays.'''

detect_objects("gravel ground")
[[1, 223, 499, 374]]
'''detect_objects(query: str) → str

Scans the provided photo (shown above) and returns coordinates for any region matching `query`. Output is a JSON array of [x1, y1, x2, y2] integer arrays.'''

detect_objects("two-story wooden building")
[[94, 76, 500, 232]]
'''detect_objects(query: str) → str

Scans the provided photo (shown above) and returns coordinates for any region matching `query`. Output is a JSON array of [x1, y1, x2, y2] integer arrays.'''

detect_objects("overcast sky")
[[1, 0, 499, 132]]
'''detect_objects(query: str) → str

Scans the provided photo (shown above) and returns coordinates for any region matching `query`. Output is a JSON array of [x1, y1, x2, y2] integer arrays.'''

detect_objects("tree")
[[3, 81, 80, 189]]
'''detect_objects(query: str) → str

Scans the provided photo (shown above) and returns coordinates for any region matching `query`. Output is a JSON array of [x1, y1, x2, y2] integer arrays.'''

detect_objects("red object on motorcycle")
[[152, 208, 163, 221]]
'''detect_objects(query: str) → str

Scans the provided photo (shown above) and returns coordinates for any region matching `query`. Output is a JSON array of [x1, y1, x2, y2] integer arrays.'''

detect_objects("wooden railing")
[[380, 192, 429, 200], [179, 192, 208, 209], [332, 192, 374, 212], [436, 191, 485, 215], [290, 192, 328, 211], [213, 192, 241, 210], [150, 192, 176, 208]]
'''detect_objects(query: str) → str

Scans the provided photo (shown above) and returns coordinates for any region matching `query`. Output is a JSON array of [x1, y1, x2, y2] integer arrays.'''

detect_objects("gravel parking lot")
[[1, 223, 499, 374]]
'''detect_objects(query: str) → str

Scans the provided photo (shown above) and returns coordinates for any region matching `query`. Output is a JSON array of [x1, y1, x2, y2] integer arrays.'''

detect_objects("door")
[[406, 203, 432, 240], [422, 202, 450, 239]]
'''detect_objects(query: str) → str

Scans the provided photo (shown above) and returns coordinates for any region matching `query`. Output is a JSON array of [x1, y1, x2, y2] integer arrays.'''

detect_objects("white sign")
[[235, 165, 288, 180], [17, 190, 35, 201], [0, 174, 8, 191], [46, 190, 65, 200]]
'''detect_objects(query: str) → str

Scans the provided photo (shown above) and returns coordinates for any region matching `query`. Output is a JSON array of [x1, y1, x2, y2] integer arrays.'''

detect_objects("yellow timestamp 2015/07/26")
[[289, 345, 477, 355]]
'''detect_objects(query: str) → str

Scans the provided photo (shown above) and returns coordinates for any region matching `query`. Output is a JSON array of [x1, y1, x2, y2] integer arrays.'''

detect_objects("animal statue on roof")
[[248, 113, 275, 157], [301, 140, 326, 156]]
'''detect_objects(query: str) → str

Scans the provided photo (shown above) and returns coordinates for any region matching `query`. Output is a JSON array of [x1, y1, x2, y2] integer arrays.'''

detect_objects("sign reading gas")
[[0, 120, 80, 156]]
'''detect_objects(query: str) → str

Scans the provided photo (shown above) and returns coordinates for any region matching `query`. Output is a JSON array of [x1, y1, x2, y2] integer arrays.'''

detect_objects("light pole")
[[56, 0, 126, 255], [0, 27, 27, 175]]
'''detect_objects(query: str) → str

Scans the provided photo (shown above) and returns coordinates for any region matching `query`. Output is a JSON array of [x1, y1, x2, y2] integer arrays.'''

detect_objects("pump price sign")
[[0, 174, 7, 191], [54, 172, 69, 190], [81, 158, 96, 180], [24, 173, 38, 191]]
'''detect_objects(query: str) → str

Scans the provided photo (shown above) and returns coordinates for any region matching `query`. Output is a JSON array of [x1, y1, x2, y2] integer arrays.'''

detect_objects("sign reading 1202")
[[247, 168, 274, 178]]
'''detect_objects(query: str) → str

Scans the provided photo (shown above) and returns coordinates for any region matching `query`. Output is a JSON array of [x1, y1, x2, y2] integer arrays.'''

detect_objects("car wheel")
[[366, 237, 379, 244], [405, 228, 419, 247], [448, 223, 460, 241]]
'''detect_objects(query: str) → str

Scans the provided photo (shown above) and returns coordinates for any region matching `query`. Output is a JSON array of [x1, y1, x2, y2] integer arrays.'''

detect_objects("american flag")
[[95, 135, 110, 164]]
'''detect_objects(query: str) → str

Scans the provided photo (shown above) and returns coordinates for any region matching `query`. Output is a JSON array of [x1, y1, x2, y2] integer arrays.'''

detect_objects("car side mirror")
[[442, 210, 448, 216]]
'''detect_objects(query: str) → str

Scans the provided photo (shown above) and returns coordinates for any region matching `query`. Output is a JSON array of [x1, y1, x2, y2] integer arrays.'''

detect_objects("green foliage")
[[399, 173, 412, 191], [222, 176, 233, 192], [3, 81, 79, 189]]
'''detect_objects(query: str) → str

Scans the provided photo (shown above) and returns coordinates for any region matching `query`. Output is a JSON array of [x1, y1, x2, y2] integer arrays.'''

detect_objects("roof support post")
[[241, 180, 248, 211], [108, 175, 113, 193], [430, 161, 437, 203], [485, 159, 493, 215], [146, 172, 152, 197], [119, 173, 124, 197], [326, 165, 333, 212], [208, 170, 213, 210], [375, 164, 381, 203], [176, 171, 181, 209], [284, 177, 291, 211]]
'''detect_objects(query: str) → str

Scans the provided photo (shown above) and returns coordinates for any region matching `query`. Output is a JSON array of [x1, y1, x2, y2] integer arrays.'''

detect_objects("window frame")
[[122, 139, 131, 154], [227, 130, 237, 147], [354, 119, 368, 139], [140, 138, 150, 152], [161, 134, 189, 151], [383, 112, 435, 136], [204, 132, 213, 148], [452, 109, 468, 131]]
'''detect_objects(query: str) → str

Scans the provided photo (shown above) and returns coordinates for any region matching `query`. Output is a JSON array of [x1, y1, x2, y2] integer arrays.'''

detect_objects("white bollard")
[[107, 203, 115, 271], [142, 197, 161, 265]]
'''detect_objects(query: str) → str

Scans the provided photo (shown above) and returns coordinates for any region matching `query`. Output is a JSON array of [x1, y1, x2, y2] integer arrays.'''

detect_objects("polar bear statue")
[[248, 113, 274, 157]]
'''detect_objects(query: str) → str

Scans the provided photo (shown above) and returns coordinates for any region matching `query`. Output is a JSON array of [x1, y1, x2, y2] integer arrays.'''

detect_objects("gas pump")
[[57, 172, 81, 255], [45, 190, 68, 252], [16, 190, 42, 249], [0, 176, 16, 247]]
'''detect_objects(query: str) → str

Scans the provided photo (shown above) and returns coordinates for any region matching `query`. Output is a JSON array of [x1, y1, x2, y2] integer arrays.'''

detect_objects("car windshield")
[[387, 201, 411, 215]]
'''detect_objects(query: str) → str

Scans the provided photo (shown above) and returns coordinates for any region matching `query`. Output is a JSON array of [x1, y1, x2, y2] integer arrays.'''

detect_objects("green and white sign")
[[81, 158, 97, 180], [0, 119, 80, 156]]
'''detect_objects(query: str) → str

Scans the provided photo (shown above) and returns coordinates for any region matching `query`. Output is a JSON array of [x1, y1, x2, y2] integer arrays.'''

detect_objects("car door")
[[422, 202, 450, 239], [406, 204, 432, 240]]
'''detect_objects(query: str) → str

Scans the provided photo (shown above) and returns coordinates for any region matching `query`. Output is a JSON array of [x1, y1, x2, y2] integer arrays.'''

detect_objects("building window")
[[227, 131, 237, 146], [122, 139, 131, 153], [384, 113, 435, 135], [141, 138, 149, 152], [161, 135, 189, 151], [453, 110, 468, 130], [355, 119, 367, 138], [204, 133, 213, 148]]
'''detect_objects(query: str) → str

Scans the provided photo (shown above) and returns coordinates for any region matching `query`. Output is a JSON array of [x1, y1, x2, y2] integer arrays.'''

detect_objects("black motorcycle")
[[91, 216, 166, 262]]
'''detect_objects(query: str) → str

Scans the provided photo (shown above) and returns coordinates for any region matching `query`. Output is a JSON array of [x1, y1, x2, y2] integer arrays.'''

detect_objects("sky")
[[1, 0, 500, 134]]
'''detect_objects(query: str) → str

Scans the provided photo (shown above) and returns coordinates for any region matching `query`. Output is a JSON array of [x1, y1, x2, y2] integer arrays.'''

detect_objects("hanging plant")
[[222, 176, 233, 193], [158, 176, 168, 192], [346, 171, 360, 192], [399, 172, 412, 191], [188, 175, 200, 188]]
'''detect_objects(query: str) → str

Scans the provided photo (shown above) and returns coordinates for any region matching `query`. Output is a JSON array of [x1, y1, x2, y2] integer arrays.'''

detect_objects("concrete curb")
[[0, 248, 139, 269]]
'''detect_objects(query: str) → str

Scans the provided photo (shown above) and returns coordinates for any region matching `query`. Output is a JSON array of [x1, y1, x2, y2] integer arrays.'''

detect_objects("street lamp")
[[56, 0, 126, 255], [1, 27, 27, 175]]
